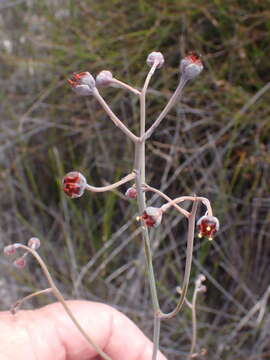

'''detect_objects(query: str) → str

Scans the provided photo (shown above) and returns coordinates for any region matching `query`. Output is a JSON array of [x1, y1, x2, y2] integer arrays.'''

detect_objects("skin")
[[0, 300, 167, 360]]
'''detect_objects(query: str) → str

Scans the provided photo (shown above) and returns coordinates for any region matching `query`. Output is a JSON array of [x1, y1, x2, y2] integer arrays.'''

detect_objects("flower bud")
[[197, 285, 207, 293], [147, 52, 164, 69], [180, 52, 203, 80], [3, 244, 17, 256], [62, 171, 87, 198], [28, 237, 41, 250], [125, 187, 137, 199], [14, 256, 26, 269], [96, 70, 113, 87], [195, 274, 206, 288], [67, 72, 96, 96], [197, 215, 219, 241], [142, 207, 163, 228]]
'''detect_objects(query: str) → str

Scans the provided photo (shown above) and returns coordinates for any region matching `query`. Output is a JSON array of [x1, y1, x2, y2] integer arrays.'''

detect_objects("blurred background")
[[0, 0, 270, 359]]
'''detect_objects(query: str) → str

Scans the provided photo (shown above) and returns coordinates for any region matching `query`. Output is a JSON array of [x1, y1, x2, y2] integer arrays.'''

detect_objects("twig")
[[86, 172, 135, 192], [13, 244, 112, 360], [93, 88, 139, 143], [10, 288, 52, 314]]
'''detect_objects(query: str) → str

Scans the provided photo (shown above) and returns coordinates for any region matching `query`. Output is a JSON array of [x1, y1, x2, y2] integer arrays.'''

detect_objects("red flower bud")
[[180, 52, 203, 80], [197, 215, 219, 241], [125, 187, 137, 199], [62, 171, 87, 198], [14, 256, 26, 269], [67, 71, 96, 96], [142, 207, 163, 228]]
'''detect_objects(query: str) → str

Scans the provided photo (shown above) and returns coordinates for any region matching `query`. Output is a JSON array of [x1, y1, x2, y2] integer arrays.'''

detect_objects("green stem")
[[189, 287, 199, 358], [135, 61, 161, 360], [159, 198, 199, 319]]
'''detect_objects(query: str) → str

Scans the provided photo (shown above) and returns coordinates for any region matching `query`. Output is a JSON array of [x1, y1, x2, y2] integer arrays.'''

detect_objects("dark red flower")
[[142, 207, 163, 228], [197, 215, 219, 241], [67, 72, 96, 96], [125, 187, 137, 199], [62, 171, 87, 198]]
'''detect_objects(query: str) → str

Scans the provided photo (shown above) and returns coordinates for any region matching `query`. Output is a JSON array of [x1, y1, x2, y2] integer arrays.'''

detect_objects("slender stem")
[[159, 198, 199, 319], [161, 195, 213, 217], [135, 61, 161, 360], [140, 61, 158, 186], [10, 288, 52, 314], [13, 244, 112, 360], [143, 184, 190, 218], [93, 88, 139, 143], [86, 172, 135, 193], [176, 286, 192, 308], [142, 77, 188, 141], [189, 286, 199, 358], [111, 78, 141, 96]]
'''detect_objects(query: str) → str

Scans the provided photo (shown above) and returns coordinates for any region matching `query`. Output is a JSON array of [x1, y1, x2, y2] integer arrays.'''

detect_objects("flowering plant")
[[4, 50, 219, 360]]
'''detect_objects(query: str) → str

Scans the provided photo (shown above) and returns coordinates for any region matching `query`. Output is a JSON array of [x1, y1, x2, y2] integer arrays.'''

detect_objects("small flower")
[[142, 207, 163, 228], [13, 256, 26, 269], [180, 52, 203, 80], [3, 244, 18, 256], [96, 70, 113, 87], [62, 171, 87, 198], [147, 52, 164, 69], [125, 187, 137, 199], [67, 71, 96, 96], [28, 237, 41, 250], [197, 215, 219, 241], [195, 274, 206, 288]]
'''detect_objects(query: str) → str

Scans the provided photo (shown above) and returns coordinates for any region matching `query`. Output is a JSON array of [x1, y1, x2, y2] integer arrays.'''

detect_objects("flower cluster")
[[4, 237, 41, 270]]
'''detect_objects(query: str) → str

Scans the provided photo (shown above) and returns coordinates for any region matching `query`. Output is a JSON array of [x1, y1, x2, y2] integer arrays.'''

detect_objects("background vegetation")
[[0, 0, 270, 359]]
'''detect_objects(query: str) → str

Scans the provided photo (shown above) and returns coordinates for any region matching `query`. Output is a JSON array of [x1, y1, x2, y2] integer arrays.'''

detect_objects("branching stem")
[[93, 88, 139, 143], [13, 244, 112, 360], [142, 76, 188, 141]]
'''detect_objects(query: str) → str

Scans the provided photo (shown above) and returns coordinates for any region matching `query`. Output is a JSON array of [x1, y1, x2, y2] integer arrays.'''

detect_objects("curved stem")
[[159, 198, 199, 319], [13, 244, 112, 360], [93, 88, 139, 143], [86, 172, 135, 193], [161, 196, 213, 217], [143, 184, 190, 218], [10, 288, 52, 314]]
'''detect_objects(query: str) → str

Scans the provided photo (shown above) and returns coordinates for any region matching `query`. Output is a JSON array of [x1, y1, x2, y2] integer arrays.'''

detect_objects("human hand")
[[0, 300, 167, 360]]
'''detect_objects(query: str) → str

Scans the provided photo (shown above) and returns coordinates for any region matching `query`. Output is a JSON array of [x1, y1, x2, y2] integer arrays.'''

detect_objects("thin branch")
[[13, 244, 112, 360], [161, 195, 213, 216], [10, 288, 52, 314], [159, 198, 199, 319], [111, 78, 141, 96], [143, 184, 190, 218], [142, 77, 188, 141], [86, 172, 135, 192], [93, 88, 139, 143]]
